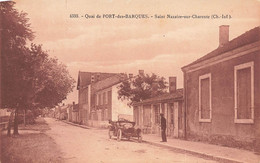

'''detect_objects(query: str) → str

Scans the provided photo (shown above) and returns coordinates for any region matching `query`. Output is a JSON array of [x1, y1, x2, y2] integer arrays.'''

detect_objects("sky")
[[14, 0, 260, 104]]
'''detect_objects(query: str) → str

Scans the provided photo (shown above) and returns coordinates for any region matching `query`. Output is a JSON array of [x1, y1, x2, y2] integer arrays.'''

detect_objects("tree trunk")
[[23, 109, 26, 126], [13, 108, 19, 135], [7, 121, 11, 136], [7, 110, 14, 136]]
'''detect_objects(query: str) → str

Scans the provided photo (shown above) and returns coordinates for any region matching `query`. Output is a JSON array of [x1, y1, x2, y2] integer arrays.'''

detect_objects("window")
[[134, 107, 139, 125], [99, 94, 101, 105], [143, 105, 151, 126], [94, 94, 96, 106], [100, 93, 103, 105], [108, 91, 112, 104], [234, 62, 254, 123], [103, 92, 106, 105], [169, 103, 174, 124], [105, 92, 108, 104], [104, 109, 108, 120], [154, 104, 160, 124], [199, 73, 212, 122]]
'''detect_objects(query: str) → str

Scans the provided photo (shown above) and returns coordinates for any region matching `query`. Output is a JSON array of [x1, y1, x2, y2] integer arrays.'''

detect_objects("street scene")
[[1, 0, 260, 163], [44, 118, 217, 163]]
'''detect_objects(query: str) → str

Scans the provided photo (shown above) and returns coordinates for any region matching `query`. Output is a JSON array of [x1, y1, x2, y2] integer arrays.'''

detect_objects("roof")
[[182, 26, 260, 70], [133, 88, 183, 106], [77, 71, 120, 90], [91, 74, 128, 92]]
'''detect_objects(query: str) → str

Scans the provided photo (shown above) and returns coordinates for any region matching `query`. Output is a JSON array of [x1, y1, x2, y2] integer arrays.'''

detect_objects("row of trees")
[[0, 2, 75, 135]]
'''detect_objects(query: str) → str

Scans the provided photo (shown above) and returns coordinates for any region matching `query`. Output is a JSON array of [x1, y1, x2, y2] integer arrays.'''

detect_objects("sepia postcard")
[[0, 0, 260, 162]]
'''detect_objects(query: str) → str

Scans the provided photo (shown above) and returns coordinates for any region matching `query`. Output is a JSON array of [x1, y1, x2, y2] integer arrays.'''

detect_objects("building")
[[77, 71, 133, 127], [54, 104, 69, 120], [77, 72, 119, 124], [182, 26, 260, 150], [88, 73, 133, 127], [132, 77, 184, 138]]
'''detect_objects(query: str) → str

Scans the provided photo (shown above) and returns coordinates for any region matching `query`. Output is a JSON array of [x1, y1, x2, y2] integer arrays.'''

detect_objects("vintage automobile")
[[108, 119, 142, 142]]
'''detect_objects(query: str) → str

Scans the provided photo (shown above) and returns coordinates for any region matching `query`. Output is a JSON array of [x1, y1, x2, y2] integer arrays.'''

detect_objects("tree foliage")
[[1, 2, 75, 134], [1, 2, 75, 109], [1, 2, 34, 109], [117, 73, 167, 105]]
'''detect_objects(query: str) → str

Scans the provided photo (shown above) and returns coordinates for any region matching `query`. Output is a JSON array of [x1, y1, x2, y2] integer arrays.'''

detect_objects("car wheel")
[[117, 129, 122, 141]]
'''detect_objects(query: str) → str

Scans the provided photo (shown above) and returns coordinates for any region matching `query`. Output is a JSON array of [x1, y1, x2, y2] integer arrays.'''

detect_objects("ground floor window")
[[234, 62, 254, 123], [169, 103, 174, 124], [154, 104, 160, 124], [199, 73, 212, 122], [143, 105, 151, 126], [134, 107, 139, 125]]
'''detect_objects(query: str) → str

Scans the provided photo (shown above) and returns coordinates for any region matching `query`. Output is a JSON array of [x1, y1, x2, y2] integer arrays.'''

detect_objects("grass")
[[1, 117, 64, 163], [19, 117, 51, 132]]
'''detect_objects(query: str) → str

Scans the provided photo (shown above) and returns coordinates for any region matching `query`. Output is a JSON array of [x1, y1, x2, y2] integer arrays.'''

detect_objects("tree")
[[117, 73, 168, 105], [1, 2, 75, 136], [1, 1, 34, 135]]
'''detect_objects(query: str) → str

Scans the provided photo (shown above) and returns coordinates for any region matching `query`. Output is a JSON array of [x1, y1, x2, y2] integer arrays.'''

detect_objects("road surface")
[[45, 118, 217, 163]]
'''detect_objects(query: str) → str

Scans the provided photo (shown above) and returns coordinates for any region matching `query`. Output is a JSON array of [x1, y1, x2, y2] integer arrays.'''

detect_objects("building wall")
[[111, 83, 133, 121], [185, 50, 260, 147], [78, 87, 88, 123], [92, 87, 112, 121], [89, 75, 122, 121], [133, 100, 184, 138]]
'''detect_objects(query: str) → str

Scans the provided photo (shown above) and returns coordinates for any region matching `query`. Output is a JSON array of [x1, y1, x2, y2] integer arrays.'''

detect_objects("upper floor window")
[[108, 91, 112, 104], [102, 92, 105, 105], [234, 62, 254, 124], [99, 94, 102, 105], [95, 94, 97, 106], [199, 73, 212, 122]]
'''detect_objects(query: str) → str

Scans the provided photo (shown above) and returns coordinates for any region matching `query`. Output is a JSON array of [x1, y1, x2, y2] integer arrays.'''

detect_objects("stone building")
[[182, 26, 260, 150], [77, 72, 119, 124], [77, 71, 133, 127]]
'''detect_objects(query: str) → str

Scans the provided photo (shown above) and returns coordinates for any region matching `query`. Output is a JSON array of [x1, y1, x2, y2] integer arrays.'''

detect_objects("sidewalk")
[[61, 120, 260, 163], [62, 120, 91, 129], [143, 134, 260, 163]]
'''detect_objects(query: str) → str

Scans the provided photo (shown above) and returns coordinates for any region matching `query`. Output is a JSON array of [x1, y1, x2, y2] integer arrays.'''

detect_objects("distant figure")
[[160, 113, 167, 142]]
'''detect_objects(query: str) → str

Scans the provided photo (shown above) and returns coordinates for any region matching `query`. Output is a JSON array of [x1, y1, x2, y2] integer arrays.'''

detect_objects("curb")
[[142, 140, 242, 163], [61, 120, 91, 129]]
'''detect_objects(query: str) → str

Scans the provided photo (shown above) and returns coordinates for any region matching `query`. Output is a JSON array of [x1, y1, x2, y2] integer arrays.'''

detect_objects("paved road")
[[45, 118, 217, 163]]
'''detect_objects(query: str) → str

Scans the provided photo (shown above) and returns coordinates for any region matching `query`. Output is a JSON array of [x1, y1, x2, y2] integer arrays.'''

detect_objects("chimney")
[[219, 25, 229, 47], [91, 75, 95, 83], [138, 70, 144, 76], [129, 73, 133, 78], [169, 77, 176, 93]]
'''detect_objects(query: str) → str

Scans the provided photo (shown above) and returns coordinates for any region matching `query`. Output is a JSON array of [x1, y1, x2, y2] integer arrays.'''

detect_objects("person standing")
[[160, 113, 167, 142]]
